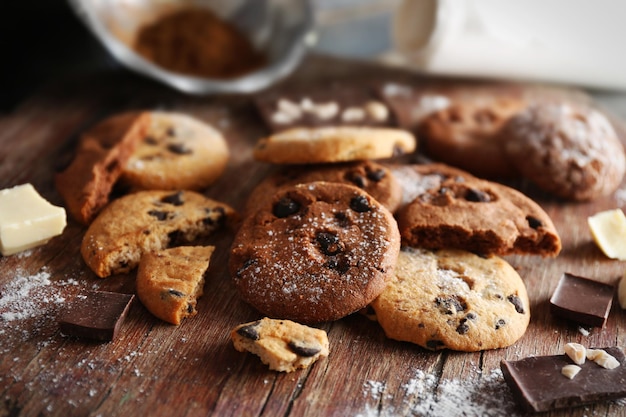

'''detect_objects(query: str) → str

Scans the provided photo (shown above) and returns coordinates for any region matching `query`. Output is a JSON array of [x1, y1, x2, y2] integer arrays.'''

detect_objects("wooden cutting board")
[[1, 55, 625, 417]]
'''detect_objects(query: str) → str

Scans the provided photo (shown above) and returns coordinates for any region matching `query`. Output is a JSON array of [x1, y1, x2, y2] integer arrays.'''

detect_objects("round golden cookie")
[[253, 126, 416, 164], [371, 247, 530, 351], [229, 181, 401, 323], [122, 111, 229, 190], [137, 246, 214, 325], [81, 190, 235, 278]]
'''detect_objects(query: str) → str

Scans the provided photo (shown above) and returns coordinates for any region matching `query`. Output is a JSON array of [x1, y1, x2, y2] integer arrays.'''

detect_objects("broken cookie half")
[[136, 245, 214, 325]]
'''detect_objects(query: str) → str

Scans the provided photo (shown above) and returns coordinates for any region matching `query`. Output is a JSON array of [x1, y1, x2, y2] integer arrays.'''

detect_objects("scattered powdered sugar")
[[0, 267, 85, 351], [359, 368, 521, 417]]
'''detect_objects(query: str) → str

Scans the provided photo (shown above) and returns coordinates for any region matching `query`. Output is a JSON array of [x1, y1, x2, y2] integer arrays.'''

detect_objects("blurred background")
[[1, 0, 400, 111]]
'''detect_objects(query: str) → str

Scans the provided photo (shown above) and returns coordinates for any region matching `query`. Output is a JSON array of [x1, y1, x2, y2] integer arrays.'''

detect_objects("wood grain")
[[1, 55, 625, 417]]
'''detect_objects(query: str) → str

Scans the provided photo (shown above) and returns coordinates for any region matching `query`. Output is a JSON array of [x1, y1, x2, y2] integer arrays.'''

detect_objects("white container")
[[393, 0, 626, 91]]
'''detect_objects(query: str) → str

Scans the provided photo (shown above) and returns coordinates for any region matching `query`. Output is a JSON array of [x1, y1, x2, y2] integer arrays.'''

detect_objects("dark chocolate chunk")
[[316, 232, 342, 255], [348, 173, 367, 188], [58, 291, 134, 342], [501, 347, 626, 413], [334, 212, 350, 227], [168, 289, 185, 298], [161, 191, 184, 206], [350, 195, 371, 213], [495, 319, 506, 329], [288, 341, 321, 357], [144, 136, 158, 145], [456, 322, 470, 335], [435, 296, 466, 315], [550, 273, 614, 327], [148, 210, 170, 221], [167, 143, 192, 155], [464, 188, 491, 203], [366, 168, 386, 182], [507, 295, 525, 314], [325, 256, 350, 274], [273, 197, 300, 218], [526, 215, 543, 229], [236, 322, 261, 341]]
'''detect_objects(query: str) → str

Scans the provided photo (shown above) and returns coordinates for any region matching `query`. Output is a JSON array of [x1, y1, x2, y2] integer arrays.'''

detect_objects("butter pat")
[[0, 184, 66, 256], [587, 209, 626, 260]]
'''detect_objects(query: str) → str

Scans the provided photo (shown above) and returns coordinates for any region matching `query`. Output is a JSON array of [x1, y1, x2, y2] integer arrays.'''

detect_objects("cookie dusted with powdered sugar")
[[502, 103, 626, 201], [229, 181, 400, 323], [371, 247, 530, 352]]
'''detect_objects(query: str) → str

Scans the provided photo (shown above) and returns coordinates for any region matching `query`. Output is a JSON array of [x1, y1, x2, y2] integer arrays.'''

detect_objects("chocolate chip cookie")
[[122, 111, 229, 191], [136, 245, 215, 325], [371, 247, 530, 351], [81, 190, 235, 278], [502, 103, 626, 201], [395, 163, 561, 256], [55, 111, 150, 224], [244, 161, 402, 214], [231, 317, 329, 372], [229, 181, 400, 323]]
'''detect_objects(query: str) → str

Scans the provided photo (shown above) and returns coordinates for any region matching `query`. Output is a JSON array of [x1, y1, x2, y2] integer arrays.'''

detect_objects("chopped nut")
[[341, 107, 366, 122], [587, 209, 626, 260], [564, 342, 587, 365], [618, 273, 626, 309], [365, 100, 389, 121], [277, 99, 303, 119], [313, 102, 339, 120], [561, 364, 582, 379], [588, 349, 621, 369]]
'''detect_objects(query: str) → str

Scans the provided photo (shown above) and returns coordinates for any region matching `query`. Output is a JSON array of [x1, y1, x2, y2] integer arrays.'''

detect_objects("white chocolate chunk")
[[561, 364, 582, 379], [313, 102, 339, 120], [0, 184, 66, 256], [588, 349, 621, 369], [587, 209, 626, 260], [564, 343, 587, 365], [618, 273, 626, 309], [277, 99, 302, 119]]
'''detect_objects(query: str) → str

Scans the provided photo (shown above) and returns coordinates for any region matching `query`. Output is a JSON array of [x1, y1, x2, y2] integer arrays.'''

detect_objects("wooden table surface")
[[1, 55, 625, 417]]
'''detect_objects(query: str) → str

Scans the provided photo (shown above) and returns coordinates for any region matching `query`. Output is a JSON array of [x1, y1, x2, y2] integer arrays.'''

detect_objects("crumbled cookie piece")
[[231, 318, 329, 372]]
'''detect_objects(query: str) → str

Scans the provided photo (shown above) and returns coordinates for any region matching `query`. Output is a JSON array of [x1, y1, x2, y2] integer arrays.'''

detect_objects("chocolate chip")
[[495, 319, 506, 330], [464, 188, 491, 202], [435, 296, 467, 315], [334, 212, 350, 227], [167, 143, 192, 155], [166, 127, 176, 137], [186, 304, 194, 314], [236, 322, 260, 340], [161, 191, 184, 206], [392, 144, 406, 156], [144, 136, 158, 145], [288, 341, 321, 357], [316, 232, 342, 255], [456, 322, 470, 334], [366, 169, 386, 182], [236, 259, 257, 277], [426, 340, 446, 350], [167, 230, 183, 246], [349, 173, 367, 188], [325, 256, 350, 274], [168, 289, 185, 297], [350, 195, 371, 213], [507, 295, 526, 314], [465, 312, 477, 320], [148, 210, 170, 221], [526, 216, 543, 229], [273, 197, 300, 218]]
